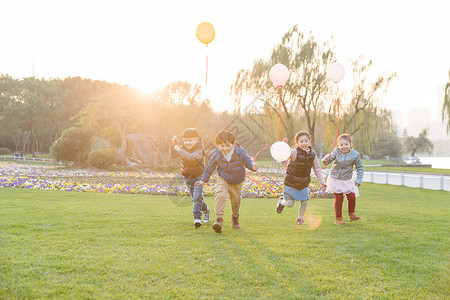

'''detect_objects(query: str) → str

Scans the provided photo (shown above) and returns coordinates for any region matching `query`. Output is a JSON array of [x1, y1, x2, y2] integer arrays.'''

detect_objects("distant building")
[[390, 109, 404, 129], [408, 108, 431, 137], [406, 106, 449, 140]]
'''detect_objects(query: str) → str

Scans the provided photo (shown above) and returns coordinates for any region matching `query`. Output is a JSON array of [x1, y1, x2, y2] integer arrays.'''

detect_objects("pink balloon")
[[269, 64, 290, 86]]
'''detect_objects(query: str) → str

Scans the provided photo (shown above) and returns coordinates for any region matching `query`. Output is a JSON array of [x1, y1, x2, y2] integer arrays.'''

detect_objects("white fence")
[[362, 171, 450, 192], [0, 156, 60, 164], [259, 165, 450, 192]]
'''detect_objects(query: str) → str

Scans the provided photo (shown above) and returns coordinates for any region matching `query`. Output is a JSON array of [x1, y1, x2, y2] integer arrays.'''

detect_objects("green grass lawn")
[[361, 159, 395, 165], [1, 185, 449, 299]]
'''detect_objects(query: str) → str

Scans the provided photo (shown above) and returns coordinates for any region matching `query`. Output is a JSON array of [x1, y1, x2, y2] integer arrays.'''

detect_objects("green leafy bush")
[[87, 148, 117, 169], [0, 148, 12, 155], [50, 127, 93, 163]]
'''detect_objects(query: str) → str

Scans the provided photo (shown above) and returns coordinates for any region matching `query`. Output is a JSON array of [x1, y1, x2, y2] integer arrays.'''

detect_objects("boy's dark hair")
[[294, 131, 311, 143], [338, 133, 352, 145], [182, 128, 200, 138], [214, 130, 236, 145]]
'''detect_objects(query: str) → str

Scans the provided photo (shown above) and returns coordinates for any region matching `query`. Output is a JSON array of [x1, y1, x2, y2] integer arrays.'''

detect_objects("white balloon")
[[327, 62, 345, 82], [270, 141, 291, 162], [269, 64, 290, 86]]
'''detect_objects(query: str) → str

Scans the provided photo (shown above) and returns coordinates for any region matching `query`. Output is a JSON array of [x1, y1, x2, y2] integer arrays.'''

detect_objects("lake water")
[[418, 157, 450, 169]]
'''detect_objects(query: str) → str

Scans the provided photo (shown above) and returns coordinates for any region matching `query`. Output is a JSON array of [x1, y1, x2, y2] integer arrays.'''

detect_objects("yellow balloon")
[[196, 22, 215, 45]]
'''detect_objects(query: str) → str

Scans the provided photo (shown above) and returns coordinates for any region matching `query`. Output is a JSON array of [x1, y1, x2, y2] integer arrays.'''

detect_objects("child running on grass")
[[196, 130, 258, 233], [322, 133, 364, 225], [170, 128, 210, 228], [276, 131, 326, 225]]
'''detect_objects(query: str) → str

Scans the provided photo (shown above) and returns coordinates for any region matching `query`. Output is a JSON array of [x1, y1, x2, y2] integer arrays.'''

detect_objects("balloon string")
[[196, 48, 208, 127], [195, 101, 205, 128], [276, 85, 282, 141], [246, 175, 278, 197], [323, 83, 340, 169], [245, 85, 285, 197], [206, 52, 208, 88], [245, 145, 279, 197], [254, 146, 270, 162]]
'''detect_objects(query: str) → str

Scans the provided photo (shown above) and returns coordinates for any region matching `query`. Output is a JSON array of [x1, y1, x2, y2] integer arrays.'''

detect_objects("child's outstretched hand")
[[195, 181, 205, 187], [323, 153, 330, 160], [355, 182, 361, 187], [172, 136, 178, 144], [282, 137, 288, 143], [252, 163, 258, 171]]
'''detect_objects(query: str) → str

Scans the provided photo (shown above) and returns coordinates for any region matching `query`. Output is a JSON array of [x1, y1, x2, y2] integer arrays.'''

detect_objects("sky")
[[1, 0, 449, 128]]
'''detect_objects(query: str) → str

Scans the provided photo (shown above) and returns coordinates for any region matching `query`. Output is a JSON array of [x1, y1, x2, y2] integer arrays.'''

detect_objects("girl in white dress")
[[323, 134, 364, 225]]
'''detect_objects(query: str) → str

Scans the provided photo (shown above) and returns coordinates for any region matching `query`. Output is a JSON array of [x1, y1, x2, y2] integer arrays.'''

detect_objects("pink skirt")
[[326, 176, 359, 197]]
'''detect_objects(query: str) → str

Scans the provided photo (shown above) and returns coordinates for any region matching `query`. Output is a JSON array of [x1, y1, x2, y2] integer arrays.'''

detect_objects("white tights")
[[280, 199, 308, 219]]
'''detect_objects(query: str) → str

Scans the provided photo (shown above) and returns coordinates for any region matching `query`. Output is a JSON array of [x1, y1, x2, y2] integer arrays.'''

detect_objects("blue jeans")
[[184, 176, 208, 219]]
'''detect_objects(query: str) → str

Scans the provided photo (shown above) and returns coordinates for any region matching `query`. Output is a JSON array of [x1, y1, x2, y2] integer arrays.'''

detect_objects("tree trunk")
[[31, 131, 36, 157]]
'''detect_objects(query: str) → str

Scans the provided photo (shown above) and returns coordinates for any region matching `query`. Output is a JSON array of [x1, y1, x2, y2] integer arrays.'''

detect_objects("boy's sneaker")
[[203, 207, 210, 223], [194, 219, 202, 227], [276, 198, 285, 214], [296, 218, 305, 225], [213, 217, 223, 233], [231, 214, 240, 229]]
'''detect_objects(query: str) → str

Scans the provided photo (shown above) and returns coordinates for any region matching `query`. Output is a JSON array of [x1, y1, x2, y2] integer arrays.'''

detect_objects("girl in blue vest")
[[322, 134, 364, 225], [276, 131, 326, 225]]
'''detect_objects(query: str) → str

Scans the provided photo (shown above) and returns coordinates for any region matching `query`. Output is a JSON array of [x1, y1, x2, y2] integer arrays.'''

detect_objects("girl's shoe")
[[335, 218, 346, 225], [296, 218, 305, 225], [276, 197, 285, 214], [348, 213, 361, 221]]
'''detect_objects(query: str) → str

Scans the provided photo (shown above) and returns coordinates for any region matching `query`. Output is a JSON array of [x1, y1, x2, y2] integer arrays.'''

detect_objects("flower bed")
[[0, 163, 333, 198]]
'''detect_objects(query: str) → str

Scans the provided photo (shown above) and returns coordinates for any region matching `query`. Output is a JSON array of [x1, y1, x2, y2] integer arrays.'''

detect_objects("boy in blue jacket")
[[196, 130, 258, 233]]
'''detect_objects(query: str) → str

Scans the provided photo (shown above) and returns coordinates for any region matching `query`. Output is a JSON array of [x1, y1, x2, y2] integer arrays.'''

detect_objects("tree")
[[442, 69, 450, 133], [160, 81, 201, 105], [370, 132, 402, 159], [231, 25, 336, 147], [404, 128, 434, 157], [51, 77, 111, 143], [326, 58, 396, 154], [0, 76, 56, 155], [76, 84, 141, 162], [50, 126, 93, 164]]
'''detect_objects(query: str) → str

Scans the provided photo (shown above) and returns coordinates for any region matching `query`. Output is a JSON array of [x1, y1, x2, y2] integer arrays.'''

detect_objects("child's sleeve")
[[200, 151, 218, 183], [290, 148, 297, 161], [322, 148, 337, 164], [169, 142, 179, 158], [178, 148, 203, 160], [354, 153, 364, 185], [312, 156, 326, 185], [240, 149, 255, 170]]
